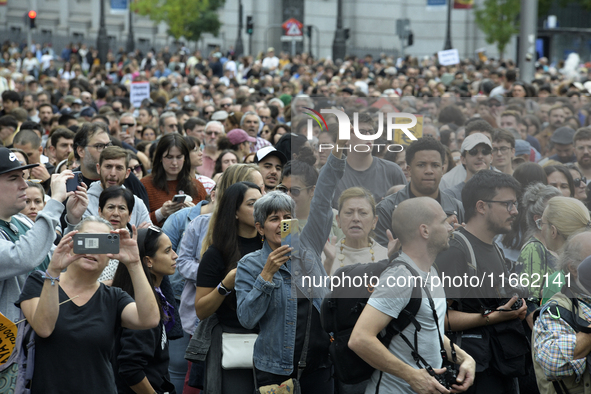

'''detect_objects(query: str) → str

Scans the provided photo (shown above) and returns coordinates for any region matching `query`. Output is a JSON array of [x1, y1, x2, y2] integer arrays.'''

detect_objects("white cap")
[[461, 133, 492, 153]]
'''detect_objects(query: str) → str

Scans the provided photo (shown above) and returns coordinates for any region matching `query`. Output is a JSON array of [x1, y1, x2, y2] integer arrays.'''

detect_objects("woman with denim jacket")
[[235, 145, 345, 392]]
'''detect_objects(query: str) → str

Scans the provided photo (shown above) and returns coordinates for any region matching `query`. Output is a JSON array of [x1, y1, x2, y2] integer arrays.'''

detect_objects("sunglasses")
[[129, 164, 142, 173], [467, 147, 492, 156], [574, 177, 587, 186], [120, 123, 135, 127], [276, 185, 313, 197]]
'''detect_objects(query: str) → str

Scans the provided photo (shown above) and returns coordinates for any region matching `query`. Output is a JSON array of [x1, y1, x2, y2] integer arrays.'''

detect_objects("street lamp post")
[[332, 0, 346, 61], [443, 0, 452, 50], [126, 1, 135, 53], [235, 0, 244, 56], [97, 0, 109, 64]]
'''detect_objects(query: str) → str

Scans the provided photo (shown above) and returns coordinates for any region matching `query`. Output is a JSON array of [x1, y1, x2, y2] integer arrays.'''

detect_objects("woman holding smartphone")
[[141, 134, 207, 226], [17, 216, 160, 394], [194, 181, 263, 393]]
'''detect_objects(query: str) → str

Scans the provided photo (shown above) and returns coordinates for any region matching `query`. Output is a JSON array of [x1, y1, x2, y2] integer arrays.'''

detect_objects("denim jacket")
[[235, 153, 346, 375]]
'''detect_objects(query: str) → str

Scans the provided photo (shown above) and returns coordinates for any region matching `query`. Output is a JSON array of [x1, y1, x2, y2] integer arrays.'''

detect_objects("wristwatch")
[[217, 282, 232, 296]]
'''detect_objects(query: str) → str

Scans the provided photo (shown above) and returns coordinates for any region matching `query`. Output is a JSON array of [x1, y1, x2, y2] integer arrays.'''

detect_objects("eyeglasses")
[[276, 185, 313, 197], [535, 218, 550, 230], [166, 123, 179, 129], [205, 131, 222, 136], [203, 111, 213, 115], [87, 142, 113, 152], [482, 200, 519, 212], [357, 129, 374, 136], [120, 123, 135, 127], [492, 146, 511, 154], [129, 164, 142, 173], [574, 177, 587, 186], [221, 103, 232, 108], [467, 147, 492, 156]]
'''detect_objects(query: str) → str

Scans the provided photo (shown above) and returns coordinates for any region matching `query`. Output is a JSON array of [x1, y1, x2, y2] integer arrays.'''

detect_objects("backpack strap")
[[453, 231, 477, 272]]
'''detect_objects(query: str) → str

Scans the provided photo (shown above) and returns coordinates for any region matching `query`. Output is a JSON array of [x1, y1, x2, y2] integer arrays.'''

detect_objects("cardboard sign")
[[393, 114, 423, 145], [438, 49, 460, 66], [0, 313, 17, 365], [130, 82, 150, 109]]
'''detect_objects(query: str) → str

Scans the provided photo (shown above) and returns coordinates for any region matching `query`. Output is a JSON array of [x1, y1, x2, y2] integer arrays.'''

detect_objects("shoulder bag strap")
[[296, 298, 314, 381], [453, 231, 477, 272]]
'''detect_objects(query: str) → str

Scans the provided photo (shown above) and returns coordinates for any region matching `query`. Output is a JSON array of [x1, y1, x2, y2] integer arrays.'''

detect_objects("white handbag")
[[221, 332, 258, 369]]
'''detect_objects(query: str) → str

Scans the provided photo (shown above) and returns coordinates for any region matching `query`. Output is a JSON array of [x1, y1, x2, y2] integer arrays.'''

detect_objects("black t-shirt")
[[434, 227, 509, 312], [196, 235, 262, 330], [16, 271, 134, 394]]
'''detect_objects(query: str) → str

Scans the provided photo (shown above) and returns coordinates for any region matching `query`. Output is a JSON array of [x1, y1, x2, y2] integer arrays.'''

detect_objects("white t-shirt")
[[365, 253, 447, 394], [262, 56, 279, 70]]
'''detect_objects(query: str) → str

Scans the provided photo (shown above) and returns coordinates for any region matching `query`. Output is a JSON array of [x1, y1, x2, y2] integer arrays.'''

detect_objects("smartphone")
[[172, 194, 187, 203], [66, 171, 83, 193], [73, 233, 120, 254], [280, 219, 300, 257]]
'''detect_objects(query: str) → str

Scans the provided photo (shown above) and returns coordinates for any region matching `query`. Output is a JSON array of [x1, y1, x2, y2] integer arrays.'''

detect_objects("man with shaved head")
[[350, 197, 475, 394]]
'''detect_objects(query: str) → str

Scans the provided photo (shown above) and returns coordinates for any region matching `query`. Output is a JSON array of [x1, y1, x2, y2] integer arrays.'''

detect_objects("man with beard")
[[84, 146, 151, 227], [434, 170, 528, 394], [375, 137, 464, 247], [38, 103, 54, 135], [537, 105, 566, 155], [73, 122, 149, 209], [254, 146, 287, 191], [574, 127, 591, 182], [350, 197, 475, 394]]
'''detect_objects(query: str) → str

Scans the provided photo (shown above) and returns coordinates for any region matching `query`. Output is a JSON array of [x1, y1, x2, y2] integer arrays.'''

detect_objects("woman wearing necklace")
[[324, 187, 389, 275]]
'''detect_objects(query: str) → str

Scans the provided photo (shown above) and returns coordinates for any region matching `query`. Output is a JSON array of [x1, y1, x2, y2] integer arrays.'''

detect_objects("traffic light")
[[344, 28, 350, 40], [408, 32, 414, 47], [246, 16, 253, 35], [306, 26, 312, 38], [28, 10, 36, 29]]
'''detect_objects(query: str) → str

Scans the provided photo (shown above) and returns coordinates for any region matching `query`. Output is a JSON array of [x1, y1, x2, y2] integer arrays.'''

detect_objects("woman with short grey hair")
[[235, 143, 346, 392]]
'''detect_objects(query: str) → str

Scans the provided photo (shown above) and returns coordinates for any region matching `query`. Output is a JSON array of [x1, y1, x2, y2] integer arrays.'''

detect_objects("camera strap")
[[397, 281, 455, 377]]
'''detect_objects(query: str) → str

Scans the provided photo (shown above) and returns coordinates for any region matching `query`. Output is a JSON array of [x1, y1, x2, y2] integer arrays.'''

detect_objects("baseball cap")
[[550, 127, 575, 145], [211, 111, 229, 121], [514, 139, 532, 156], [79, 106, 97, 118], [254, 146, 287, 165], [461, 133, 492, 153], [227, 129, 256, 145], [0, 147, 39, 175]]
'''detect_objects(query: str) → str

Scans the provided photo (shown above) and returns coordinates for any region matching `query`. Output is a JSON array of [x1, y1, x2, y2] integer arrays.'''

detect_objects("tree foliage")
[[474, 0, 520, 59], [132, 0, 225, 41]]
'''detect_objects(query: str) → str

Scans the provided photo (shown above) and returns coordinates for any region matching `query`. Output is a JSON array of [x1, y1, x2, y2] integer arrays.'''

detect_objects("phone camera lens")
[[108, 235, 112, 239]]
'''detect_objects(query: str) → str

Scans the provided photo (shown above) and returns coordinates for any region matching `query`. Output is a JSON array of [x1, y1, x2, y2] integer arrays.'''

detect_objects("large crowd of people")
[[2, 39, 591, 394]]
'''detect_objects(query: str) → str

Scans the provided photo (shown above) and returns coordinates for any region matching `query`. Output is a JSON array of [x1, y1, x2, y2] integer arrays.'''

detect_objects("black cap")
[[254, 146, 288, 165], [0, 147, 39, 175], [550, 127, 575, 145]]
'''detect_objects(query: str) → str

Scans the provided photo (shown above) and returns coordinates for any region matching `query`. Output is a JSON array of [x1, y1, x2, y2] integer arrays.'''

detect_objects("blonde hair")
[[337, 187, 377, 216], [545, 196, 591, 238], [200, 163, 261, 256]]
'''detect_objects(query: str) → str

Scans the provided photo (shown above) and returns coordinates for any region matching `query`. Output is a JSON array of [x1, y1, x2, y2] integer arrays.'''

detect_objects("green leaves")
[[474, 0, 520, 59], [131, 0, 225, 41]]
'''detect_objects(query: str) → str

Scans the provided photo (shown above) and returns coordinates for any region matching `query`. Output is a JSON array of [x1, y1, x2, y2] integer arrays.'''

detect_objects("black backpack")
[[320, 257, 422, 385]]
